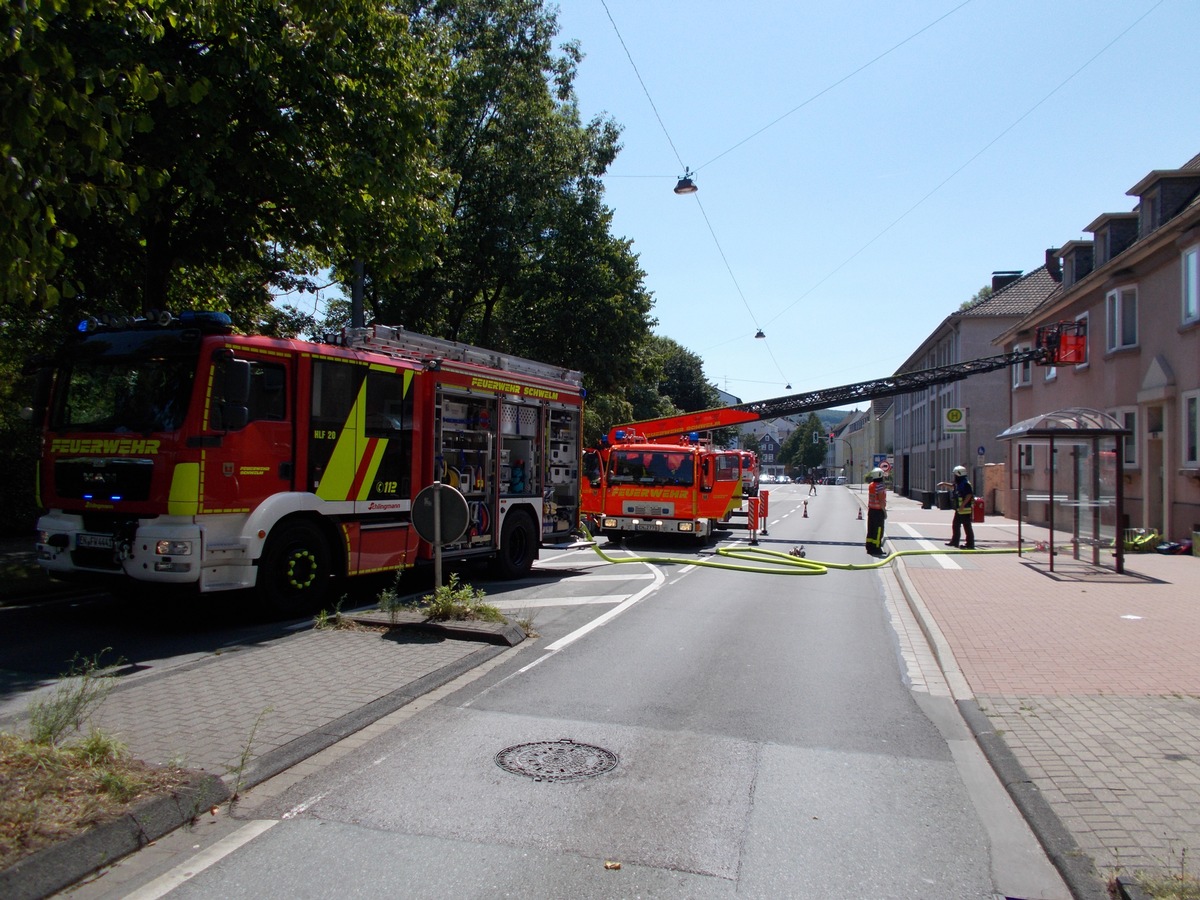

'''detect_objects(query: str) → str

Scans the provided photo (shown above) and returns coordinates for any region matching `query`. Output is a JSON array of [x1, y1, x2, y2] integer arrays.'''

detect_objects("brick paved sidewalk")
[[85, 626, 498, 785], [890, 496, 1200, 883]]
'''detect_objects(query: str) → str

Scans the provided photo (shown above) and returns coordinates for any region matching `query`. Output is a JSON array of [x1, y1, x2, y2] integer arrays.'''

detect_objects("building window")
[[1184, 244, 1200, 325], [1018, 443, 1034, 471], [1111, 407, 1138, 468], [1012, 343, 1032, 388], [1105, 286, 1138, 352], [1073, 312, 1089, 368], [1184, 391, 1200, 466]]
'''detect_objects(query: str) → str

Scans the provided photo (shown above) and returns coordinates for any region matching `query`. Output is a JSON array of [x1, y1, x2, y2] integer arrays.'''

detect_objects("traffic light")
[[828, 432, 835, 445], [812, 431, 819, 444]]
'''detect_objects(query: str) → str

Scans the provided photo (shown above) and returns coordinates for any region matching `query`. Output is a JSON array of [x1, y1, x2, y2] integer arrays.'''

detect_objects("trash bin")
[[920, 491, 933, 510], [972, 498, 985, 523], [936, 490, 953, 511]]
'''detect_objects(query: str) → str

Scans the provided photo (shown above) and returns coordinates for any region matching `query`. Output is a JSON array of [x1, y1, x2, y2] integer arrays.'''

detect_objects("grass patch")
[[1110, 846, 1200, 899], [0, 731, 191, 870]]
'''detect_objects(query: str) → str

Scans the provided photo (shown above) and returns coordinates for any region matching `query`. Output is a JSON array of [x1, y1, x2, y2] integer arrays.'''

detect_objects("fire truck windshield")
[[609, 450, 694, 486], [52, 356, 195, 434]]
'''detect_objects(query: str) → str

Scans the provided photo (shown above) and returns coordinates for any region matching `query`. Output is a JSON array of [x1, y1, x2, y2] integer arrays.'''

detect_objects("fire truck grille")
[[55, 458, 154, 502]]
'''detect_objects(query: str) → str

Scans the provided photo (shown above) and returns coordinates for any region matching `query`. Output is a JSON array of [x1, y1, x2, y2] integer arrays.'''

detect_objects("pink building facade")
[[997, 153, 1200, 544]]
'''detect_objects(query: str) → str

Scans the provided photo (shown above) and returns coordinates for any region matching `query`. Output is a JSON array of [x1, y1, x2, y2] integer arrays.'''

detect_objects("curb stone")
[[956, 700, 1109, 900], [1114, 874, 1154, 900], [0, 773, 230, 900]]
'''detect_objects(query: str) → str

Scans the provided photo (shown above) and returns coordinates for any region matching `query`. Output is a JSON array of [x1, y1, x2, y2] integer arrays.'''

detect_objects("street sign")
[[977, 445, 986, 457], [944, 407, 966, 434], [411, 482, 469, 545]]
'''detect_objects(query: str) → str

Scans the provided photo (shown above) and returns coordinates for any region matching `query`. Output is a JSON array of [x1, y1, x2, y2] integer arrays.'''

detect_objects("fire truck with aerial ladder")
[[32, 312, 585, 616], [581, 321, 1084, 542]]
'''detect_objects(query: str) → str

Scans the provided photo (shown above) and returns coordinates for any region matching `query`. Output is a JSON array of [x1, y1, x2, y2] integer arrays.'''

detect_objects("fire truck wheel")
[[495, 510, 537, 579], [258, 520, 335, 616]]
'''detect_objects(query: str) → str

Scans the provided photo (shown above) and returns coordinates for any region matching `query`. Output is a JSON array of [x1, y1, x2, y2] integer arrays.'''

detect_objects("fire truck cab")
[[581, 430, 744, 541]]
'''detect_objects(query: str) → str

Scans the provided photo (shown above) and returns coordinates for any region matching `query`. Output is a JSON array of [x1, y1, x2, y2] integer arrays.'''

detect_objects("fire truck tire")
[[257, 520, 336, 617], [495, 510, 537, 579]]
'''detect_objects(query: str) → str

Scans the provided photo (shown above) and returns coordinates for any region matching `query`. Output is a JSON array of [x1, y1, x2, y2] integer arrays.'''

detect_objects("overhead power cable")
[[600, 0, 790, 387], [697, 0, 976, 172], [765, 0, 1166, 328]]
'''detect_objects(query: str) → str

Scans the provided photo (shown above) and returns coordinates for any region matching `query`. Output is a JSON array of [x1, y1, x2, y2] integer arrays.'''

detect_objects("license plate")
[[77, 533, 113, 550]]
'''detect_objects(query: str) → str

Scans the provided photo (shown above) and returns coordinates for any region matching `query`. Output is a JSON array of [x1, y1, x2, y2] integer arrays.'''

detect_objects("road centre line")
[[896, 522, 961, 569], [123, 820, 279, 900]]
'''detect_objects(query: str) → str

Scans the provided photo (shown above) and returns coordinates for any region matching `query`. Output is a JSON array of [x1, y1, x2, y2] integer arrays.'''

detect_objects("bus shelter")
[[997, 408, 1130, 574]]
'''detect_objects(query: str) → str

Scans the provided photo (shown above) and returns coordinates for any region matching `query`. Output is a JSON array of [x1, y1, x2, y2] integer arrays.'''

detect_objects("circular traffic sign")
[[879, 459, 892, 473], [411, 482, 469, 545]]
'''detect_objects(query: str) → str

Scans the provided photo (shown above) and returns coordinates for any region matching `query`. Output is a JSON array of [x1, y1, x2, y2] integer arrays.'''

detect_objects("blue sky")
[[552, 0, 1199, 403]]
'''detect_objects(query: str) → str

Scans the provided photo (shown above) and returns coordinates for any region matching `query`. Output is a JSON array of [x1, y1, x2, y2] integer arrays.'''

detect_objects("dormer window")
[[1143, 191, 1160, 234]]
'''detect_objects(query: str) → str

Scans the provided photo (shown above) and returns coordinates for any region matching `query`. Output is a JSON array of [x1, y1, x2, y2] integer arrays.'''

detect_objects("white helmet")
[[953, 465, 967, 477], [868, 467, 884, 480]]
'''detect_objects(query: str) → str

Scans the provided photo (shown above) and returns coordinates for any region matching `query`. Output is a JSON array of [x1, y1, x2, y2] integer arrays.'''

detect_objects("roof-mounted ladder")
[[344, 325, 584, 388]]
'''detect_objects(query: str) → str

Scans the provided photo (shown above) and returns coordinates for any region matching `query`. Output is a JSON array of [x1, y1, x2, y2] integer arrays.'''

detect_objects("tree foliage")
[[366, 0, 656, 404], [779, 412, 829, 472], [2, 0, 451, 316]]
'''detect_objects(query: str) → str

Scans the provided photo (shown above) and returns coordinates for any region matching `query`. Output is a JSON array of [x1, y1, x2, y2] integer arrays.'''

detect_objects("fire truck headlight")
[[677, 522, 695, 532], [155, 540, 194, 556], [602, 518, 618, 529]]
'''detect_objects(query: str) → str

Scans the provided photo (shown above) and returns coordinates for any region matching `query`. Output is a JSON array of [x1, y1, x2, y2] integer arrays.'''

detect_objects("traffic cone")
[[857, 507, 863, 520], [802, 501, 808, 518]]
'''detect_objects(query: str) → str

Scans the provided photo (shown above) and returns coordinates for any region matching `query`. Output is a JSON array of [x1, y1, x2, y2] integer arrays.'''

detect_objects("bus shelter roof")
[[997, 407, 1131, 441]]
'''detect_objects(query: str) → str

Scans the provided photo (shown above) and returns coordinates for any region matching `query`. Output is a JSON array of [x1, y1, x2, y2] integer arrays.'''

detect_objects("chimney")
[[1044, 248, 1062, 282], [991, 270, 1022, 292]]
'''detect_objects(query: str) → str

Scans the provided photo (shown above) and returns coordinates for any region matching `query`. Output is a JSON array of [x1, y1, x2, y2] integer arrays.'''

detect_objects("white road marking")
[[490, 595, 621, 610], [542, 563, 667, 652], [896, 522, 961, 569], [123, 820, 279, 899]]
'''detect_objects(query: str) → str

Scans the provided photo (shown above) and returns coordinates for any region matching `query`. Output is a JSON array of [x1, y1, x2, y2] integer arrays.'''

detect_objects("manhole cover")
[[495, 739, 618, 782]]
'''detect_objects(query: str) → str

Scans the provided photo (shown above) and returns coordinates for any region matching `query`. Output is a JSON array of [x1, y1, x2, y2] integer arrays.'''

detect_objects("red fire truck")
[[34, 313, 584, 614], [581, 430, 745, 541], [581, 321, 1085, 542]]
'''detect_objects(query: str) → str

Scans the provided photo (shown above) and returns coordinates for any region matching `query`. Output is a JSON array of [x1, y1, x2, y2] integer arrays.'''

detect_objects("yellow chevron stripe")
[[316, 379, 366, 501]]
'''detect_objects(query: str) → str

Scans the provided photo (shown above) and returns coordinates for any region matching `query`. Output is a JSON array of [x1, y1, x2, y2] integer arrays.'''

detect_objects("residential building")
[[996, 152, 1200, 542], [891, 268, 1059, 508]]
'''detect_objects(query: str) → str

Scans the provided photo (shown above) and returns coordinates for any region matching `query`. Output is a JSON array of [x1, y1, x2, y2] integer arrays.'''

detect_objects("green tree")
[[959, 284, 992, 311], [779, 412, 828, 472], [369, 0, 654, 400], [2, 0, 451, 315]]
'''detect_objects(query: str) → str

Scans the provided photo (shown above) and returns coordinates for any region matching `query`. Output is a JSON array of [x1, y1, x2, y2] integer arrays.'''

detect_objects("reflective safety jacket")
[[953, 477, 974, 515], [868, 480, 887, 510]]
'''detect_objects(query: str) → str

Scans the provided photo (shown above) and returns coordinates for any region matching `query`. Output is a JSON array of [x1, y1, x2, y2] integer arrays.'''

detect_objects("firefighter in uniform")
[[945, 465, 976, 549], [865, 467, 887, 556]]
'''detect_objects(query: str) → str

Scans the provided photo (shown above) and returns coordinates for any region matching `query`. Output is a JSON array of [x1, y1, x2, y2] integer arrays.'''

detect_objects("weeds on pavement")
[[27, 650, 119, 746], [418, 574, 503, 622], [225, 706, 273, 803], [1110, 844, 1200, 900]]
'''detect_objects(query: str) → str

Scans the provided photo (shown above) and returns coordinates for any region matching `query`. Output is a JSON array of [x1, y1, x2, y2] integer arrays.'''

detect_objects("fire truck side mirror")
[[701, 456, 714, 492], [583, 449, 602, 487]]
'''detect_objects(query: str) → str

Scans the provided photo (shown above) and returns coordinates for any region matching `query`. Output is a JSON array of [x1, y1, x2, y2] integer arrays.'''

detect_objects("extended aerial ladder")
[[607, 321, 1084, 444]]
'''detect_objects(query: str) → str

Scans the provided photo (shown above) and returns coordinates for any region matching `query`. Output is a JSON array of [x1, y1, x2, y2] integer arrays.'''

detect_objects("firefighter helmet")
[[868, 467, 884, 480], [953, 465, 967, 477]]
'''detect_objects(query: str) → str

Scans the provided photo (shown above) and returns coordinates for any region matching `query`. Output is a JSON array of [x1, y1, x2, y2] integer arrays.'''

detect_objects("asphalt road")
[[65, 484, 1069, 899]]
